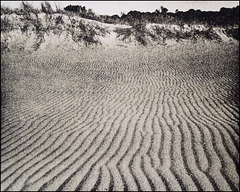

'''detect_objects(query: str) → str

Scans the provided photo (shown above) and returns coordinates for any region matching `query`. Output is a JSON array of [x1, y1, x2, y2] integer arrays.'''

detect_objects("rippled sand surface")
[[1, 42, 239, 191]]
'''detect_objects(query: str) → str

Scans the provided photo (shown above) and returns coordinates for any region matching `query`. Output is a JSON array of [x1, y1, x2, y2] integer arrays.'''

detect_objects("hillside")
[[1, 9, 239, 54]]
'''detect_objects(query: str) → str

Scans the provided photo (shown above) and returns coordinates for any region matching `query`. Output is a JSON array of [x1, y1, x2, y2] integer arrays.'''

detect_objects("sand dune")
[[1, 41, 239, 191]]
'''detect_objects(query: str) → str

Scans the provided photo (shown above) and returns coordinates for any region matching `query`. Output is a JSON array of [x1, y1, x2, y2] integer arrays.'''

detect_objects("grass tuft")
[[41, 1, 53, 15]]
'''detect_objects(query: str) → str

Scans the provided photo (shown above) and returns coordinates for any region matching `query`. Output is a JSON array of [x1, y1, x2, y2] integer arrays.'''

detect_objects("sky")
[[1, 1, 239, 16]]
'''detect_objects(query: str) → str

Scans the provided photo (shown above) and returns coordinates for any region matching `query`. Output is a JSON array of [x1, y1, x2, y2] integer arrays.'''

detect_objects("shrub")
[[18, 11, 48, 50], [194, 28, 221, 41], [82, 27, 98, 45], [114, 27, 132, 41], [161, 6, 168, 15], [64, 5, 81, 13], [152, 25, 170, 43], [152, 25, 174, 38], [115, 22, 148, 45], [67, 19, 100, 46], [135, 34, 147, 45], [95, 24, 109, 37], [132, 23, 147, 45], [133, 22, 146, 33]]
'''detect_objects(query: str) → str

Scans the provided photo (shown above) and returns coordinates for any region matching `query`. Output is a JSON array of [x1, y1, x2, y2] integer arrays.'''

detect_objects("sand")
[[1, 40, 239, 191]]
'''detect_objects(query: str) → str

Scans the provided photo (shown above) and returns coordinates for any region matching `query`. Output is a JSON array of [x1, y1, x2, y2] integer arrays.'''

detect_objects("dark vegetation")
[[61, 4, 239, 28], [115, 22, 149, 45], [115, 6, 239, 43], [67, 18, 109, 46], [114, 22, 223, 45]]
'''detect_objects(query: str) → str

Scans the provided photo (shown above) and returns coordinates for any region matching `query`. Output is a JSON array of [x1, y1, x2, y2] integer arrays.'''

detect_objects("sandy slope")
[[1, 40, 239, 191]]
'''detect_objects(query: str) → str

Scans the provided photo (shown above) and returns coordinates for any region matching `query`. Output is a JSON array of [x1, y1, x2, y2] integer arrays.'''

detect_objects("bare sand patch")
[[1, 41, 239, 191]]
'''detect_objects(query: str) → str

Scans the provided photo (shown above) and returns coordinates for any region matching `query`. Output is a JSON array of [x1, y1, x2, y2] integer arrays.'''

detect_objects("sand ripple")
[[1, 42, 239, 191]]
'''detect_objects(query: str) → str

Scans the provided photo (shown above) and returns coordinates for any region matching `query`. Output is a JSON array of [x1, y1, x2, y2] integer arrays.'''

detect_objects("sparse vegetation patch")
[[0, 2, 239, 52]]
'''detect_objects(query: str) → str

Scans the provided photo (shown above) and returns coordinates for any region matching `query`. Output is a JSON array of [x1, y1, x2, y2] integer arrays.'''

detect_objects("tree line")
[[63, 5, 239, 27]]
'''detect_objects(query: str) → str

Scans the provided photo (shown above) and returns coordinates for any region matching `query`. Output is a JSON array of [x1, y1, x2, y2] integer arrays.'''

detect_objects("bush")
[[64, 5, 82, 13], [95, 24, 109, 36], [67, 19, 100, 46], [114, 27, 132, 41], [152, 25, 172, 43], [115, 22, 148, 45], [132, 23, 147, 45], [194, 28, 221, 41]]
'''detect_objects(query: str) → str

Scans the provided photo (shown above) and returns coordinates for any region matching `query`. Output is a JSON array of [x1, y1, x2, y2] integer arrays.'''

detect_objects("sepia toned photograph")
[[1, 1, 239, 191]]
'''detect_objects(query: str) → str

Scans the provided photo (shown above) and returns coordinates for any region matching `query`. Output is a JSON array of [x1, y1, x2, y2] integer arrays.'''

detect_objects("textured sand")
[[1, 41, 239, 191]]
